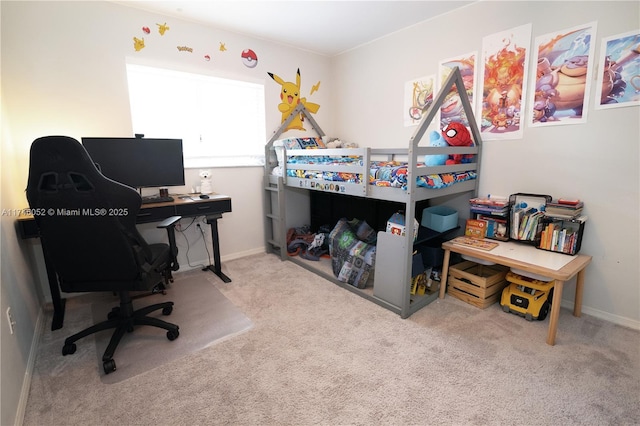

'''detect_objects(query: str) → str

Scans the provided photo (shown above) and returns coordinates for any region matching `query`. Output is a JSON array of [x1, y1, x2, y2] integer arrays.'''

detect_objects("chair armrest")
[[157, 216, 181, 271], [156, 215, 181, 229]]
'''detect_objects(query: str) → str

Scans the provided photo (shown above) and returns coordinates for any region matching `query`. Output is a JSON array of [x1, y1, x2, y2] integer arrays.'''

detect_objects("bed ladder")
[[263, 104, 326, 259], [263, 174, 287, 259]]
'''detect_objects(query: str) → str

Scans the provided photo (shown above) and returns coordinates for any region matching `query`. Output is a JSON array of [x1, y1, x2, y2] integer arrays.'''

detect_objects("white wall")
[[1, 1, 638, 424], [0, 1, 333, 424], [331, 1, 640, 327]]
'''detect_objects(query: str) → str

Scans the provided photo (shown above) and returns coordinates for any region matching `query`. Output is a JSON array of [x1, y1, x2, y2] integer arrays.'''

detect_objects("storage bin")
[[421, 206, 458, 232], [447, 261, 509, 309]]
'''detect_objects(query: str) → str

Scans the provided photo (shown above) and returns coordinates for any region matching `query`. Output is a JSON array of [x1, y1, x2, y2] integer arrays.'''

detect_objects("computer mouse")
[[199, 194, 210, 199]]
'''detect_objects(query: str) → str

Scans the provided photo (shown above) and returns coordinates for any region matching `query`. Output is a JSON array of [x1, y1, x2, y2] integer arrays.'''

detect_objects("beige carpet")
[[93, 273, 254, 384], [24, 253, 640, 425], [37, 271, 253, 385]]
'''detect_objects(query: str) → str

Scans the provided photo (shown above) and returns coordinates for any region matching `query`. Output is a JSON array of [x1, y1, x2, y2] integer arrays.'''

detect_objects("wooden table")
[[439, 239, 592, 345]]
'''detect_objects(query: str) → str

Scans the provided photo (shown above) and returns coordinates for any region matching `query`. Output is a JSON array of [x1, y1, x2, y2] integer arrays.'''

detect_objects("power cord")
[[196, 220, 213, 266], [176, 217, 207, 269]]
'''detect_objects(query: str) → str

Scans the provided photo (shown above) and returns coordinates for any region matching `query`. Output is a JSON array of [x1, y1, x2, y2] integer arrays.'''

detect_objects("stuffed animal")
[[199, 170, 213, 194], [424, 130, 449, 166], [442, 122, 474, 165], [326, 138, 358, 149]]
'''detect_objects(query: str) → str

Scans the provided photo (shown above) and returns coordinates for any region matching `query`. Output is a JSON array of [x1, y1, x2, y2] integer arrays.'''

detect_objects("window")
[[125, 63, 266, 168]]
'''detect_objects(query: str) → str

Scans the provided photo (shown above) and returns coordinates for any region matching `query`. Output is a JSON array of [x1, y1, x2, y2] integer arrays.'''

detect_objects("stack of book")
[[544, 199, 584, 218], [469, 196, 509, 216], [469, 196, 510, 241]]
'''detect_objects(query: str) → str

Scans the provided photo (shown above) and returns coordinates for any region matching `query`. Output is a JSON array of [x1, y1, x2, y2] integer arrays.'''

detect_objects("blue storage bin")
[[421, 206, 458, 232]]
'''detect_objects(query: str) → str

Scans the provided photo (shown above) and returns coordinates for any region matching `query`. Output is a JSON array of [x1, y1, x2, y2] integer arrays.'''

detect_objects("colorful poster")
[[438, 52, 477, 128], [595, 30, 640, 110], [479, 24, 532, 140], [530, 22, 598, 127], [404, 75, 436, 127]]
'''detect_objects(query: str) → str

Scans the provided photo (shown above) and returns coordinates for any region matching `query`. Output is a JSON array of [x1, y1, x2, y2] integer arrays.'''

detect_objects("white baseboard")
[[179, 247, 266, 273], [16, 305, 46, 426], [560, 300, 640, 330]]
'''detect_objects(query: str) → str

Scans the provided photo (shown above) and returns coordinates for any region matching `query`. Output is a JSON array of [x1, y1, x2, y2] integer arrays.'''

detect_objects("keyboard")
[[141, 196, 174, 204]]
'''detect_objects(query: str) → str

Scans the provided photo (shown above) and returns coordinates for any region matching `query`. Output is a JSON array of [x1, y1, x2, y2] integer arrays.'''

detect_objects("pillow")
[[283, 137, 326, 149]]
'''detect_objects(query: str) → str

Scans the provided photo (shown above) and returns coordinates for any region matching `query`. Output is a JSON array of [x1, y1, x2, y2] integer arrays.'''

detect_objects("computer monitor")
[[81, 137, 185, 189]]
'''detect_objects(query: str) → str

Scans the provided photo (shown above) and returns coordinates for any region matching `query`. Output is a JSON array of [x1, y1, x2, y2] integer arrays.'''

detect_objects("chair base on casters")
[[62, 292, 180, 374]]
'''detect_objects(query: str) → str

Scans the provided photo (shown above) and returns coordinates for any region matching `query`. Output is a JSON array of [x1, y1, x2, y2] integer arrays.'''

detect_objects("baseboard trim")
[[560, 300, 640, 330], [180, 247, 266, 272], [16, 305, 46, 426]]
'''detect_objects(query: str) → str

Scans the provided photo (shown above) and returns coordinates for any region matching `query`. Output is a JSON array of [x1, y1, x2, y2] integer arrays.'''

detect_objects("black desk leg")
[[202, 213, 232, 283], [42, 245, 66, 330]]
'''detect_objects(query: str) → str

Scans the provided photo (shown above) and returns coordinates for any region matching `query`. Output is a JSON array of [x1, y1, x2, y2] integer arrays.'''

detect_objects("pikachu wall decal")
[[267, 68, 320, 132]]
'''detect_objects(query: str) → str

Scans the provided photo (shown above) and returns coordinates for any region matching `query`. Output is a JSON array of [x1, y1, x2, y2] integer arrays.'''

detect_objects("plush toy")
[[441, 122, 474, 165], [326, 138, 359, 149], [424, 130, 449, 166], [199, 169, 213, 194]]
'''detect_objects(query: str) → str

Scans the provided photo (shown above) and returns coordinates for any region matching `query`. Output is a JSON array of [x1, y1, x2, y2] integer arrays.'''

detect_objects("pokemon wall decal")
[[310, 81, 321, 95], [267, 68, 320, 132], [177, 46, 193, 53], [157, 22, 170, 35], [241, 49, 258, 68], [219, 42, 227, 52], [133, 37, 145, 51], [142, 27, 150, 34], [204, 55, 211, 61]]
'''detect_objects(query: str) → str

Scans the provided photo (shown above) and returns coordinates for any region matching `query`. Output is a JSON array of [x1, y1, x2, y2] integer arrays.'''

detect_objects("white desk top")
[[448, 240, 574, 271]]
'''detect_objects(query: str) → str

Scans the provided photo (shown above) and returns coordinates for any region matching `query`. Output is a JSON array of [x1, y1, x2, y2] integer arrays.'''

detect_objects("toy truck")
[[500, 271, 554, 321]]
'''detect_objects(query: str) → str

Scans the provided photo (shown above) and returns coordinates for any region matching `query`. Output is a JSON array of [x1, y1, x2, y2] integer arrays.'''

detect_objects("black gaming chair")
[[26, 135, 181, 374]]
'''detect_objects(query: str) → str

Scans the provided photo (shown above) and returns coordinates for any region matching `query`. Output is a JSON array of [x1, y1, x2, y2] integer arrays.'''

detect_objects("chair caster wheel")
[[162, 306, 173, 315], [62, 342, 76, 356], [103, 359, 116, 374], [167, 329, 179, 341]]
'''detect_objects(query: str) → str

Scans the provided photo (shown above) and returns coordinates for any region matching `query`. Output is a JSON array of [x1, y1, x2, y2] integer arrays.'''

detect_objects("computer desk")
[[439, 239, 592, 346], [17, 192, 232, 330]]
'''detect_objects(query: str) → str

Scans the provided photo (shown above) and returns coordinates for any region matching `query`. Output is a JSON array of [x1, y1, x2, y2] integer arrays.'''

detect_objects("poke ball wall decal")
[[241, 49, 258, 68]]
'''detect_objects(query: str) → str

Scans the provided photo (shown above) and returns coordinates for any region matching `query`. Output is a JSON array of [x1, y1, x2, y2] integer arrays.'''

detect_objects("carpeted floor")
[[33, 271, 253, 384], [23, 253, 640, 425], [91, 273, 253, 384]]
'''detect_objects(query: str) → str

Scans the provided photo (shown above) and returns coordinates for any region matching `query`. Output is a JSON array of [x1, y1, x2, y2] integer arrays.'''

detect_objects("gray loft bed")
[[263, 67, 483, 318]]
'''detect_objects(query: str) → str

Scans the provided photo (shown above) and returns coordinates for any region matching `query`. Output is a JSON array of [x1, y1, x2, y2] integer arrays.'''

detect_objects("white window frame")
[[125, 63, 266, 168]]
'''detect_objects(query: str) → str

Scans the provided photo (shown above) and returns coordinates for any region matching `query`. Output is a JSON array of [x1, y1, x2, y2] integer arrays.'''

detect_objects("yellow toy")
[[268, 68, 320, 132], [500, 271, 554, 321]]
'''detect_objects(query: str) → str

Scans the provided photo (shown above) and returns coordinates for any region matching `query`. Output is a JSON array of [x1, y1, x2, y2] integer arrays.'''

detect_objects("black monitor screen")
[[81, 137, 185, 189]]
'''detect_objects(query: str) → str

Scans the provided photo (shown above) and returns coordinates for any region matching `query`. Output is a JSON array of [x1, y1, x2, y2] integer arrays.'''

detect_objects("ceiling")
[[115, 1, 475, 56]]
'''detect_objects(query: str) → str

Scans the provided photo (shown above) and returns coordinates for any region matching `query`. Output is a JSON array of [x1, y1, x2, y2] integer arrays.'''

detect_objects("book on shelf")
[[469, 196, 509, 216], [544, 199, 584, 218], [478, 215, 508, 240], [539, 216, 586, 253], [469, 196, 509, 207], [512, 207, 543, 241], [465, 219, 487, 238]]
